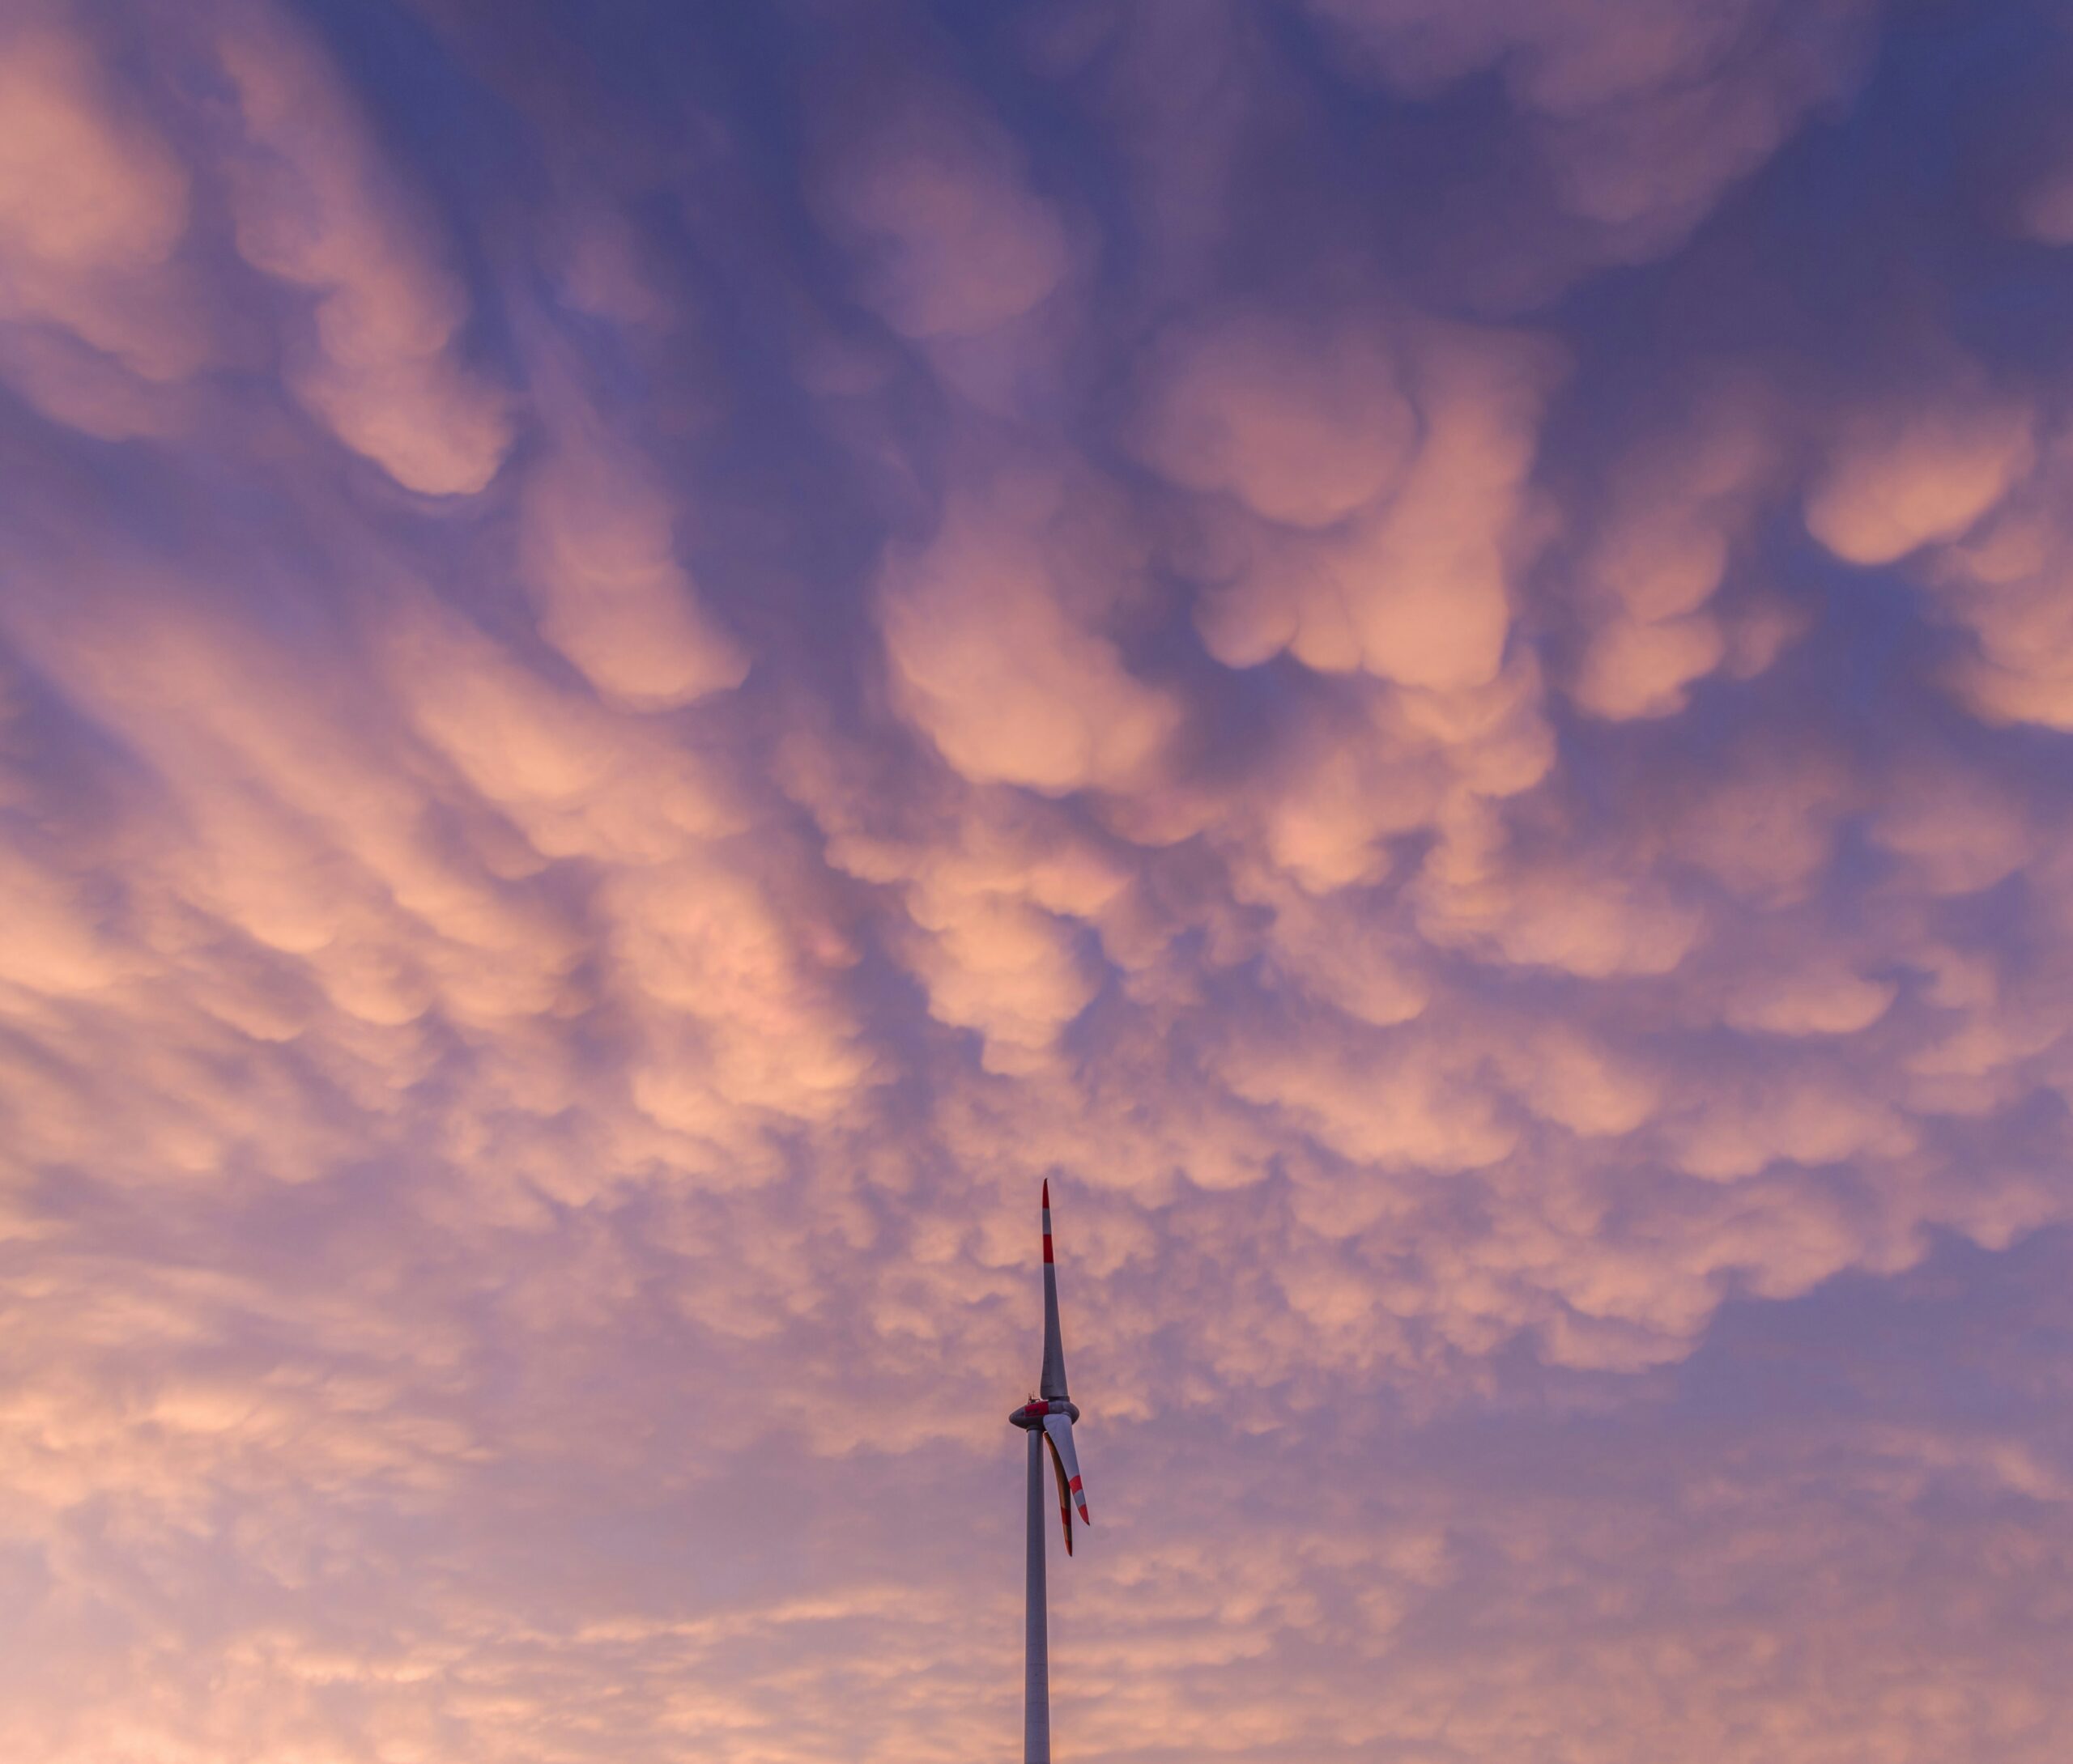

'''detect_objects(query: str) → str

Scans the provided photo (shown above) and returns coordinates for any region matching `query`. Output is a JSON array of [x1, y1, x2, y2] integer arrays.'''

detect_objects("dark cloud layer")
[[3, 0, 2073, 1758]]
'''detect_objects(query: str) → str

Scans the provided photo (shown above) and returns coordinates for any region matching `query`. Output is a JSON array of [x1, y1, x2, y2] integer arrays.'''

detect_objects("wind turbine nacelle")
[[1010, 1398, 1079, 1429]]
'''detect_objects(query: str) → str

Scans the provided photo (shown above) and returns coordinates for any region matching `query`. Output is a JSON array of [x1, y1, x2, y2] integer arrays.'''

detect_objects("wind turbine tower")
[[1010, 1180, 1091, 1764]]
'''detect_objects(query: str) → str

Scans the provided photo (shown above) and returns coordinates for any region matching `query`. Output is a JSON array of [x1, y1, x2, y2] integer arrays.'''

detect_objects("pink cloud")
[[815, 83, 1075, 345], [1806, 387, 2036, 567], [0, 3, 2070, 1759], [1180, 318, 1564, 689], [517, 332, 750, 710], [877, 464, 1182, 797], [1126, 308, 1420, 528], [1305, 0, 1881, 253], [0, 11, 213, 431], [1569, 384, 1781, 718], [215, 7, 514, 494]]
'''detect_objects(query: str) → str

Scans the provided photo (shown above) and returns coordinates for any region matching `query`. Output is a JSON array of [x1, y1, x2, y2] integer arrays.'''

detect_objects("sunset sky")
[[6, 1, 2073, 1759]]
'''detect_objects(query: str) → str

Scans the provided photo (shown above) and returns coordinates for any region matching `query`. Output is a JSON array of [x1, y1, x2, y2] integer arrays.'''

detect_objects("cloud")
[[1568, 381, 1781, 718], [1126, 308, 1420, 528], [214, 6, 514, 494], [517, 331, 750, 709], [1303, 0, 1880, 253], [877, 464, 1181, 797], [1806, 385, 2037, 567], [1173, 317, 1564, 689], [814, 78, 1075, 344], [0, 10, 211, 432], [0, 2, 2071, 1759]]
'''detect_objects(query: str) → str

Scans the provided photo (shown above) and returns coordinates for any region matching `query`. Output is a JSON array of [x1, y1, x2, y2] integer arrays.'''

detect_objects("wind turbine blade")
[[1044, 1426, 1075, 1556], [1039, 1179, 1070, 1402], [1042, 1412, 1090, 1528]]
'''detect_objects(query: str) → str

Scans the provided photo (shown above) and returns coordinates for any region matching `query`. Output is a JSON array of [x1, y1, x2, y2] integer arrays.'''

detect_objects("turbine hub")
[[1009, 1398, 1080, 1429]]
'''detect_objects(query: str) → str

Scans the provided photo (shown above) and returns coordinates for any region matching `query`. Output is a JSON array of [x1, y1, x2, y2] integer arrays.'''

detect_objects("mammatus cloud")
[[1303, 0, 1882, 261], [0, 7, 209, 437], [215, 6, 516, 494], [517, 325, 750, 708], [2, 1, 2072, 1759]]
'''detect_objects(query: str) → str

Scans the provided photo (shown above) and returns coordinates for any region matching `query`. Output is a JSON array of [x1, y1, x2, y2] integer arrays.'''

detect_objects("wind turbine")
[[1010, 1180, 1091, 1763]]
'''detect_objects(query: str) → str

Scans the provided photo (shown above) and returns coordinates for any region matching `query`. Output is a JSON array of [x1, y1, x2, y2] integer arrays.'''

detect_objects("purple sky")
[[4, 1, 2073, 1759]]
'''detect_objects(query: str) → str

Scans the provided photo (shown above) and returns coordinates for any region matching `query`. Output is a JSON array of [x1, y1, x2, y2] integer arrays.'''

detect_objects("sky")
[[3, 0, 2073, 1759]]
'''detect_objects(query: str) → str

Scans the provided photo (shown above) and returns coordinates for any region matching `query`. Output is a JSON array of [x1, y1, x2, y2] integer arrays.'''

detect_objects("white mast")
[[1024, 1423, 1050, 1762], [1010, 1179, 1088, 1764]]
